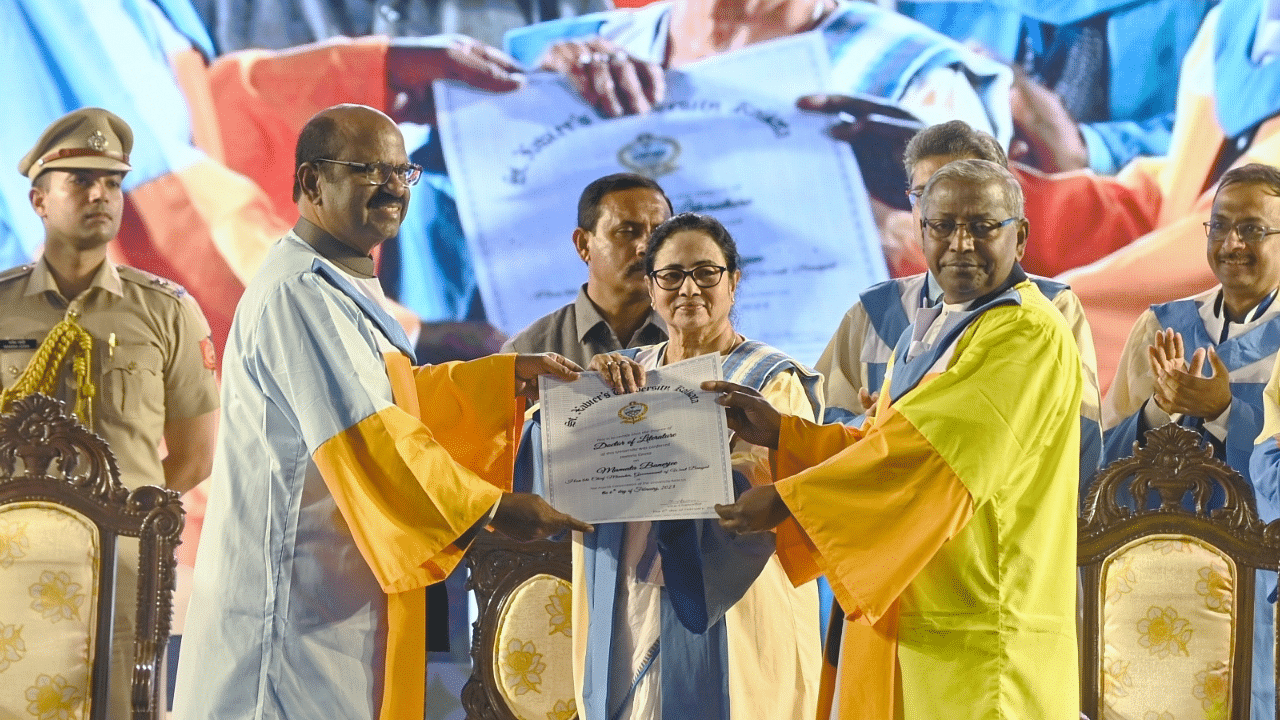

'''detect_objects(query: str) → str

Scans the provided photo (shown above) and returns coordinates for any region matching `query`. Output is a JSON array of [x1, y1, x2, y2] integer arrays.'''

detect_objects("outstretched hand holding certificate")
[[538, 353, 734, 523]]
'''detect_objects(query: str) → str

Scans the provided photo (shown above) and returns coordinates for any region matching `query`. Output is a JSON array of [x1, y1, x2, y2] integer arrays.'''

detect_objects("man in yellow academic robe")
[[712, 159, 1082, 719]]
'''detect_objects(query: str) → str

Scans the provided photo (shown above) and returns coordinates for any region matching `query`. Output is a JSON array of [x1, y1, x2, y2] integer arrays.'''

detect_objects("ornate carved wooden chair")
[[461, 529, 577, 720], [1079, 423, 1280, 720], [0, 394, 183, 720]]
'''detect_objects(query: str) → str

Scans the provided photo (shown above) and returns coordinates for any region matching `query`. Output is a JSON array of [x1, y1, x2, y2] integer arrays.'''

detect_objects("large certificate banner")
[[436, 32, 888, 364], [538, 354, 733, 523]]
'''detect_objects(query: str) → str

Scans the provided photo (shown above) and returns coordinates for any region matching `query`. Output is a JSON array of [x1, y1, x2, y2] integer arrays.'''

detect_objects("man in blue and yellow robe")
[[818, 119, 1101, 494], [172, 104, 588, 720], [713, 159, 1081, 719]]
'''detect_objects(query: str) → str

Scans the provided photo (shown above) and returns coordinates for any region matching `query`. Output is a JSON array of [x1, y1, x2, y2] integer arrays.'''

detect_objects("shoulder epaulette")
[[0, 263, 35, 285], [118, 266, 189, 298]]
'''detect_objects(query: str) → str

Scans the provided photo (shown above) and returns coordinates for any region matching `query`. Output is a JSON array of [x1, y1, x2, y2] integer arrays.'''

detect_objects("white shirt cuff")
[[1142, 397, 1176, 428], [1203, 400, 1232, 441]]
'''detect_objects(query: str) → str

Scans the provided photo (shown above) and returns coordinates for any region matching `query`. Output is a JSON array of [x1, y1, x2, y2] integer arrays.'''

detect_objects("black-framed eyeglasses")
[[314, 158, 423, 186], [1203, 220, 1280, 246], [921, 217, 1019, 240], [649, 265, 728, 290]]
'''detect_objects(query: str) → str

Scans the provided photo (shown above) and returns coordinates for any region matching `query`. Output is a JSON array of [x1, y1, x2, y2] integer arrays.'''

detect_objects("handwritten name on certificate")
[[435, 32, 887, 364], [538, 354, 733, 524]]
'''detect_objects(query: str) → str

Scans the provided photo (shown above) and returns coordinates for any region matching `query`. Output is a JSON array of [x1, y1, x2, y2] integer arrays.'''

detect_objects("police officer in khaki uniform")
[[0, 107, 219, 717]]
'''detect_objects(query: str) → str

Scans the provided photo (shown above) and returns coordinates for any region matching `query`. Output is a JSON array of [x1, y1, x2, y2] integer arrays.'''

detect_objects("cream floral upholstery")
[[0, 394, 183, 720], [1100, 535, 1234, 719], [0, 502, 100, 720], [491, 574, 576, 720], [463, 529, 575, 720], [1080, 424, 1280, 720]]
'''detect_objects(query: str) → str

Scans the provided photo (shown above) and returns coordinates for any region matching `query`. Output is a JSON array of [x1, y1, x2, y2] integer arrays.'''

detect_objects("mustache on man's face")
[[369, 184, 408, 206]]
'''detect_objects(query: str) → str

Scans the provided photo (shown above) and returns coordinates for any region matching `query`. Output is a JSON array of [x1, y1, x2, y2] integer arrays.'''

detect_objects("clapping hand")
[[1146, 328, 1231, 420]]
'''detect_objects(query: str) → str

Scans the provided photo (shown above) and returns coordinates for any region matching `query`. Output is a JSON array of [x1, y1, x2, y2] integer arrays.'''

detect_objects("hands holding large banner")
[[436, 32, 888, 364]]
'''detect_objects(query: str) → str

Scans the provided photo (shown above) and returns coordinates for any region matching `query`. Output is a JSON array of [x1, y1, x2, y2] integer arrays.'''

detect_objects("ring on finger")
[[578, 51, 593, 65]]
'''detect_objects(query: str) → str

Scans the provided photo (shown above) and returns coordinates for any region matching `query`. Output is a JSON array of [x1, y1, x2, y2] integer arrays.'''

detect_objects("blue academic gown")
[[1249, 436, 1280, 720], [516, 340, 824, 720], [1249, 398, 1280, 720], [895, 0, 1216, 173], [1102, 296, 1280, 487]]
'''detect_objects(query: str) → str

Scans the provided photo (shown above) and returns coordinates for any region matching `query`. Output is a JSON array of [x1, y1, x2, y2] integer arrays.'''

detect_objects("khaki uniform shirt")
[[501, 284, 667, 367], [0, 257, 219, 489]]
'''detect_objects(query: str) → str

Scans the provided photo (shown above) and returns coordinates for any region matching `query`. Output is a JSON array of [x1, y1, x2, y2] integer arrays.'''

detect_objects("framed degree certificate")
[[537, 354, 734, 523]]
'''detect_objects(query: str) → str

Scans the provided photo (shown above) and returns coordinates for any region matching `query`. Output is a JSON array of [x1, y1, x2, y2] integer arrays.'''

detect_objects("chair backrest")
[[0, 393, 183, 720], [1079, 423, 1280, 720], [461, 529, 577, 720]]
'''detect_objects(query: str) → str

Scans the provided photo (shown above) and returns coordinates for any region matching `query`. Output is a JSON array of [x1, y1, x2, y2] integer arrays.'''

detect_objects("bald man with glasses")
[[817, 120, 1101, 492], [711, 159, 1083, 719]]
